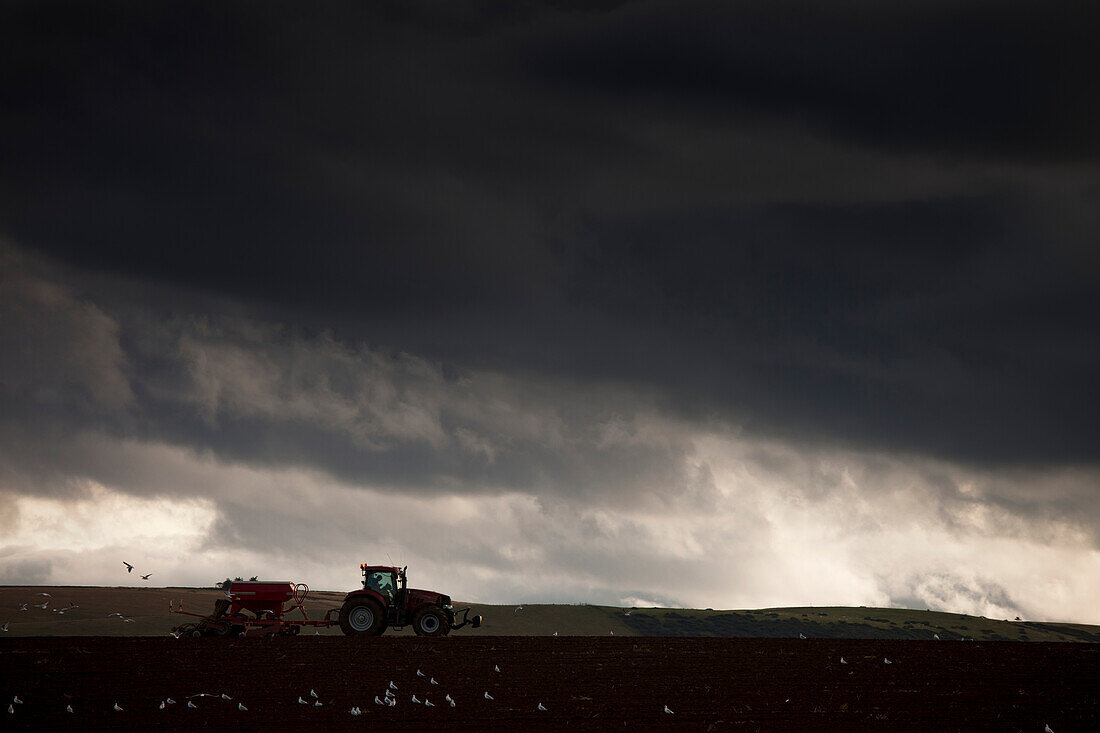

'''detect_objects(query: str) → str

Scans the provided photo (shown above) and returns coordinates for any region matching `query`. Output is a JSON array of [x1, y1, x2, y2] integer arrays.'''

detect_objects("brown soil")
[[1, 637, 1097, 731]]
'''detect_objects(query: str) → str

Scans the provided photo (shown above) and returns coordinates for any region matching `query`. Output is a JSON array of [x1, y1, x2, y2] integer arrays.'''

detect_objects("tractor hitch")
[[450, 606, 482, 630]]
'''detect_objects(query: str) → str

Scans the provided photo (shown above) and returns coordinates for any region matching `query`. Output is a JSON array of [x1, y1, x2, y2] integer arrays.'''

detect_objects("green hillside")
[[2, 587, 1098, 641]]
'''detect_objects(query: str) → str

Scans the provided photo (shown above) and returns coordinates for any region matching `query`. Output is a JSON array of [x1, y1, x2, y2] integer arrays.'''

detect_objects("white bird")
[[1045, 726, 1054, 733], [609, 630, 614, 635], [350, 707, 361, 716], [7, 704, 12, 714], [314, 701, 322, 707], [385, 690, 394, 699], [160, 701, 166, 710], [494, 664, 501, 672], [623, 610, 632, 616], [298, 697, 309, 705], [13, 696, 24, 704], [384, 697, 395, 707], [36, 592, 51, 597], [1, 622, 8, 632], [538, 702, 548, 711], [187, 701, 198, 709], [389, 681, 398, 690], [884, 658, 893, 665], [484, 691, 494, 701], [66, 704, 73, 713], [933, 633, 940, 640], [238, 703, 248, 711], [35, 602, 48, 609], [424, 699, 435, 707], [122, 618, 134, 623], [113, 703, 123, 711], [553, 631, 558, 636], [514, 605, 523, 613], [221, 694, 232, 701], [411, 695, 421, 704], [166, 698, 176, 705], [169, 631, 182, 639], [417, 669, 425, 677], [429, 677, 439, 685], [310, 689, 318, 699], [448, 699, 456, 708], [799, 633, 807, 639], [664, 704, 674, 714], [840, 657, 847, 664], [374, 696, 384, 706], [444, 694, 453, 703], [19, 604, 27, 611], [108, 612, 121, 617]]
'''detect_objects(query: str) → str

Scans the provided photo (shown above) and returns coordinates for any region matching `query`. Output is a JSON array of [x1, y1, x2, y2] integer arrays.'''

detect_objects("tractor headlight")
[[440, 595, 452, 608]]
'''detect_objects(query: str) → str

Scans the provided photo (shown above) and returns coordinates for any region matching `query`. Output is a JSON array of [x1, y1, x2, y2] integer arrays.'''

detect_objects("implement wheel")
[[412, 606, 448, 637], [340, 599, 385, 636]]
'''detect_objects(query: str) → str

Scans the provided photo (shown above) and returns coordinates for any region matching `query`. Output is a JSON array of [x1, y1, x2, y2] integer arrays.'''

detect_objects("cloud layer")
[[1, 2, 1098, 621]]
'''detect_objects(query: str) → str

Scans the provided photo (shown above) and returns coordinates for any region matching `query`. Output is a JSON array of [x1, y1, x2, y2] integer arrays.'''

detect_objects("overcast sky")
[[2, 1, 1098, 622]]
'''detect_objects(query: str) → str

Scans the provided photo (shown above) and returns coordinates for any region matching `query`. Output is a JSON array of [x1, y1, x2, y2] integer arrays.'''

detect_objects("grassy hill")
[[2, 586, 1098, 641]]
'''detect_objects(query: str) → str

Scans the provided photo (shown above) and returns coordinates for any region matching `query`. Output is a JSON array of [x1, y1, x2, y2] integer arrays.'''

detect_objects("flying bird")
[[249, 576, 258, 581], [141, 574, 152, 580], [19, 604, 27, 611], [36, 592, 51, 597], [238, 703, 248, 711], [35, 602, 48, 609], [123, 562, 133, 573], [664, 704, 674, 714], [623, 610, 632, 616], [514, 606, 523, 613], [484, 692, 494, 701], [538, 702, 548, 711]]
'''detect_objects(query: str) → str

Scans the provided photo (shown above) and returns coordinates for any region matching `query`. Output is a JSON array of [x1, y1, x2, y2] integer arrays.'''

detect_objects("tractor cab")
[[360, 564, 408, 623]]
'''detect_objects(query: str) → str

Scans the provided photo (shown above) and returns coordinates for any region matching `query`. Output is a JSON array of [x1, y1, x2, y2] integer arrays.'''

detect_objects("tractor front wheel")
[[412, 606, 448, 637], [340, 599, 385, 636]]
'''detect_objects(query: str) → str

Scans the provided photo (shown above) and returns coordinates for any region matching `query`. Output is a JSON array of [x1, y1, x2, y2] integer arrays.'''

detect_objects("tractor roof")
[[360, 564, 402, 573]]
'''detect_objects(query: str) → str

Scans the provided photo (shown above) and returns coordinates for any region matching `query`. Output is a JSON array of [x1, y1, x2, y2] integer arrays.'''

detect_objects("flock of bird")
[[5, 661, 673, 718]]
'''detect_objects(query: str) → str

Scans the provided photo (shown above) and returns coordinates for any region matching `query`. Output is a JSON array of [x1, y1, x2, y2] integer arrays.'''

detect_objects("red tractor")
[[339, 564, 481, 636], [169, 564, 481, 637]]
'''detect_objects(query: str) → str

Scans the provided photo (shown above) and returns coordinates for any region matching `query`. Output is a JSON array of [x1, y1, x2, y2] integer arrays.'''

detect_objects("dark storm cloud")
[[1, 0, 1098, 472]]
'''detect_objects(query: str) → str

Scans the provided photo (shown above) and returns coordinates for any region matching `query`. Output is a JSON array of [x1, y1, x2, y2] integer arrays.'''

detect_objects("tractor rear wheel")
[[340, 599, 385, 636], [412, 606, 448, 637]]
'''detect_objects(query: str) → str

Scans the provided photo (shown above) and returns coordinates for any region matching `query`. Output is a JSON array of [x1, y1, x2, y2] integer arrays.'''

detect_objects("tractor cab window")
[[366, 571, 396, 601]]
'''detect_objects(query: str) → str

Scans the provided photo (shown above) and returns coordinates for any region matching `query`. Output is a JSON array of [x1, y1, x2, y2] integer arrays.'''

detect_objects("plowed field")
[[2, 637, 1097, 730]]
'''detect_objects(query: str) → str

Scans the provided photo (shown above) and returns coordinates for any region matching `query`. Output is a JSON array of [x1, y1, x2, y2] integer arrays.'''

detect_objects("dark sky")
[[1, 1, 1098, 617]]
